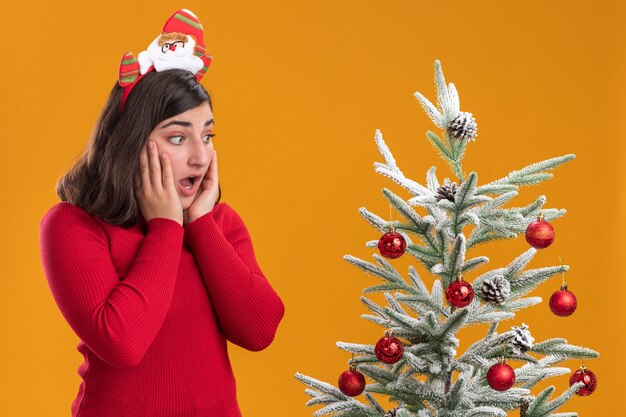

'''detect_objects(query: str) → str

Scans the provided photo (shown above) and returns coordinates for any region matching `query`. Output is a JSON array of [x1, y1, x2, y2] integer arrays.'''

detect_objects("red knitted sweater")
[[39, 201, 285, 417]]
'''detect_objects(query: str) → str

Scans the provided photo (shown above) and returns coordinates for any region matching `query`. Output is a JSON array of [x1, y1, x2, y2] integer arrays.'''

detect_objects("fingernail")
[[149, 142, 154, 149]]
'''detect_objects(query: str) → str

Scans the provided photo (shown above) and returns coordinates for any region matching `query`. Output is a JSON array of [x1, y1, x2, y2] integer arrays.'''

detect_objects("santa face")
[[138, 32, 204, 75], [153, 33, 194, 61]]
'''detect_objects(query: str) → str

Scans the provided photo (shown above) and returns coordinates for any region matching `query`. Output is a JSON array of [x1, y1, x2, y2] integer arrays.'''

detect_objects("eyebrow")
[[160, 118, 214, 129]]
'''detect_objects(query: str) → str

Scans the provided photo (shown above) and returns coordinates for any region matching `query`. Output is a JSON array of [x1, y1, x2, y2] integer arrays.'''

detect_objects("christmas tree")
[[294, 60, 599, 417]]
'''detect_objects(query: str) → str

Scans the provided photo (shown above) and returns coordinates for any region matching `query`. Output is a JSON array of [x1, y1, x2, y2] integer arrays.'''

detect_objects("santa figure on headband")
[[117, 9, 212, 108], [137, 9, 207, 75]]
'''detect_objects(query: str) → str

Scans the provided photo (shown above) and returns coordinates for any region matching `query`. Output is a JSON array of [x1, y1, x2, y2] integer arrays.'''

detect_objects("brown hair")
[[56, 69, 217, 228]]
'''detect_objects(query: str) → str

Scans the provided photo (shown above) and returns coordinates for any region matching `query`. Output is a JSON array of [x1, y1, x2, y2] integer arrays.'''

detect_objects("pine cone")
[[435, 179, 458, 202], [384, 408, 399, 417], [480, 276, 511, 305], [511, 323, 535, 354], [447, 111, 477, 142]]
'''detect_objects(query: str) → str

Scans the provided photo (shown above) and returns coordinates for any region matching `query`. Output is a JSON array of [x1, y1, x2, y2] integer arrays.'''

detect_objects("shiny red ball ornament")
[[375, 332, 404, 364], [487, 362, 516, 391], [378, 227, 406, 259], [445, 274, 475, 308], [525, 213, 555, 249], [570, 366, 597, 396], [338, 366, 366, 397], [549, 283, 577, 317]]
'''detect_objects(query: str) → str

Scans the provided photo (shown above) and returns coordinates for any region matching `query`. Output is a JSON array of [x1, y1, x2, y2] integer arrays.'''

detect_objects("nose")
[[170, 44, 177, 51], [188, 137, 212, 168]]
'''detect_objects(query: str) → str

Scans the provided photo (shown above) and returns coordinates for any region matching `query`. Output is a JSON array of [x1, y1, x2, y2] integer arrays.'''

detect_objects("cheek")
[[164, 154, 186, 179]]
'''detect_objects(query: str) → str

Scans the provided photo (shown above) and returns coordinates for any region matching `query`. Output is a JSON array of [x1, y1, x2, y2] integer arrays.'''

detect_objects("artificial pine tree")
[[294, 60, 599, 417]]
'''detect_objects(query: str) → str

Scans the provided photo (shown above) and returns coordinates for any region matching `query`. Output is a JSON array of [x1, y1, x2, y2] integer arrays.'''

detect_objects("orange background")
[[1, 1, 624, 416]]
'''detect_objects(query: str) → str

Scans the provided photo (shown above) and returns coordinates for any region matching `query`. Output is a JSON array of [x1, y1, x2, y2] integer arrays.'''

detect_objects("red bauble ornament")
[[570, 366, 597, 396], [445, 274, 475, 308], [525, 213, 555, 249], [549, 283, 577, 317], [378, 227, 406, 259], [375, 332, 404, 364], [487, 362, 516, 391], [338, 366, 366, 397]]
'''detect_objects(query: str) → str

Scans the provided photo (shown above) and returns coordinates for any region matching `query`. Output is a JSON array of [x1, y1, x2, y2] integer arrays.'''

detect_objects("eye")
[[168, 135, 184, 145], [202, 133, 216, 143]]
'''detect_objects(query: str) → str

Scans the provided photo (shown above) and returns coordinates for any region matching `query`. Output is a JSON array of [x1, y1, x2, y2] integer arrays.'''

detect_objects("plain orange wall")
[[1, 0, 623, 416]]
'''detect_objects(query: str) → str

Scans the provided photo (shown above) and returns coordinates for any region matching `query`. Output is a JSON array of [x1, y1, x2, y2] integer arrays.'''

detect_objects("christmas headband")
[[117, 9, 213, 110]]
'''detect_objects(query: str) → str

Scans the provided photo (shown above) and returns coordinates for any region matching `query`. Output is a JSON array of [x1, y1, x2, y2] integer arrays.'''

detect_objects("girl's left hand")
[[184, 150, 219, 226]]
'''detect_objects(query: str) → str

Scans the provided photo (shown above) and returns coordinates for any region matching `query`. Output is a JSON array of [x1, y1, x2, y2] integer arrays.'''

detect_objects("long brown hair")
[[57, 69, 216, 228]]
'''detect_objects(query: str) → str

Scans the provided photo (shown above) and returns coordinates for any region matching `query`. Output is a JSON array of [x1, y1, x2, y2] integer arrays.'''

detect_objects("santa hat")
[[162, 9, 205, 49]]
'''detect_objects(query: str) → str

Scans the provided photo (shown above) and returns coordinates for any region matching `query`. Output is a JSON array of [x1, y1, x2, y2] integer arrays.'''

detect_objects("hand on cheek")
[[135, 141, 184, 226], [184, 150, 219, 225]]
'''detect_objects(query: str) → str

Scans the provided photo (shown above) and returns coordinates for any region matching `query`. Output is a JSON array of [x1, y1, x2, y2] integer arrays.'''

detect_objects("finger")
[[148, 141, 163, 191], [134, 172, 141, 193], [139, 142, 149, 191], [160, 152, 176, 193], [210, 151, 219, 202], [200, 151, 219, 202], [208, 150, 218, 184], [198, 152, 213, 190]]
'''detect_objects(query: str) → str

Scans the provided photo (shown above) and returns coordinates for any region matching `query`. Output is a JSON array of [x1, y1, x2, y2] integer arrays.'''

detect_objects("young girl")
[[39, 10, 284, 417]]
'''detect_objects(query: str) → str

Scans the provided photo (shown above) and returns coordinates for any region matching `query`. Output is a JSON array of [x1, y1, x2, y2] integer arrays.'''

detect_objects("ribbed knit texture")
[[39, 201, 285, 417]]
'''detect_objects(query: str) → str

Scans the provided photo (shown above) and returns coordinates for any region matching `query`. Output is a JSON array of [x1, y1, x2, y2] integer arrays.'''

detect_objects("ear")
[[118, 52, 140, 87], [195, 53, 212, 81]]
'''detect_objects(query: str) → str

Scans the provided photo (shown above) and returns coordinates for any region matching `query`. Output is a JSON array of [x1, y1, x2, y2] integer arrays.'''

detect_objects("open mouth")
[[180, 176, 199, 189]]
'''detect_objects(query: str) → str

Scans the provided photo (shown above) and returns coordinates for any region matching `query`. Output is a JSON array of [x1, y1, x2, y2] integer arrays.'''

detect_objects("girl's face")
[[147, 102, 214, 210]]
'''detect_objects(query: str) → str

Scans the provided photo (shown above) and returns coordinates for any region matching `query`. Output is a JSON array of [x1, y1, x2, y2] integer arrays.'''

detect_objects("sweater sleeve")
[[183, 204, 285, 351], [39, 204, 184, 368]]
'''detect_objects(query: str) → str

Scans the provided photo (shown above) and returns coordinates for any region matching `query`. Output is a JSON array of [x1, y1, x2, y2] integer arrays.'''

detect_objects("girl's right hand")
[[135, 140, 184, 226]]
